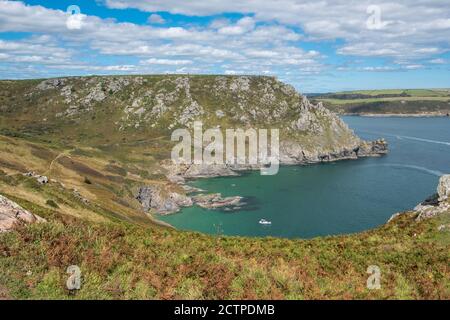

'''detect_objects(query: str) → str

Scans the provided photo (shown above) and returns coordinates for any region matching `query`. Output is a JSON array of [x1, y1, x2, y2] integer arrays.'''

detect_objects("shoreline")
[[341, 113, 450, 118], [153, 152, 389, 233], [157, 172, 449, 240]]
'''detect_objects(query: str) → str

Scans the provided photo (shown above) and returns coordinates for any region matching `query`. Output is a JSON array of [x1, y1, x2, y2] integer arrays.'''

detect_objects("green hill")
[[311, 89, 450, 116]]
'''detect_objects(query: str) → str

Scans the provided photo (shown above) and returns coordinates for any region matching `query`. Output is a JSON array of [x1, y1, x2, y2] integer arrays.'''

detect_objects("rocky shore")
[[138, 138, 387, 216], [136, 185, 245, 215], [161, 138, 388, 182], [389, 174, 450, 223], [343, 113, 450, 117]]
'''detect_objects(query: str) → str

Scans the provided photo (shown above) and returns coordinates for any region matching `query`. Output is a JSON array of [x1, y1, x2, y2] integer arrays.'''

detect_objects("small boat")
[[259, 219, 272, 225]]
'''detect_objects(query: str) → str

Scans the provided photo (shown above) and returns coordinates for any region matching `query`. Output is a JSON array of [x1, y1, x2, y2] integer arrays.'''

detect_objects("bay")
[[159, 116, 450, 238]]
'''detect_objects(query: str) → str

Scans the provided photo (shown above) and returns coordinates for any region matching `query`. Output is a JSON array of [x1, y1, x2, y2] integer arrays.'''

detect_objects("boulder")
[[36, 176, 49, 184], [356, 139, 388, 157], [437, 174, 450, 202], [0, 195, 46, 232]]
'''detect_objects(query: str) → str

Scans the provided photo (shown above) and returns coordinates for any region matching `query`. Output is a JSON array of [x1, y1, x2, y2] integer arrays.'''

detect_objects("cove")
[[158, 116, 450, 239]]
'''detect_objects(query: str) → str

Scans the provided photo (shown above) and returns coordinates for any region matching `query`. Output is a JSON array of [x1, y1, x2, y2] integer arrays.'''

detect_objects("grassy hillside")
[[0, 76, 448, 299], [1, 186, 449, 299], [311, 89, 450, 115], [0, 75, 362, 154]]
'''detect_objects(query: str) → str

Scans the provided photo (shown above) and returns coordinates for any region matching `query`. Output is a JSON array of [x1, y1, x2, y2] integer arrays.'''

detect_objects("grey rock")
[[23, 172, 49, 184], [388, 174, 450, 223], [136, 186, 192, 215], [215, 110, 225, 118], [36, 78, 66, 90], [193, 193, 244, 211], [437, 174, 450, 201], [356, 139, 388, 157], [36, 176, 48, 184], [0, 194, 46, 232]]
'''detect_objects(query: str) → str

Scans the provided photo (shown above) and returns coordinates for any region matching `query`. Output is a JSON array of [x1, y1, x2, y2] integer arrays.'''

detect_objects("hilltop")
[[0, 75, 383, 155], [310, 89, 450, 116]]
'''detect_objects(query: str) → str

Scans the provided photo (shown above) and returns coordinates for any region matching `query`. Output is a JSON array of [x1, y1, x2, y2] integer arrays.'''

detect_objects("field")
[[311, 89, 450, 115]]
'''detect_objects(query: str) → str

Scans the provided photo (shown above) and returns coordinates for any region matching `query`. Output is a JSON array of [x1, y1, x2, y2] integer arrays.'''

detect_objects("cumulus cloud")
[[148, 13, 165, 24], [217, 17, 255, 35], [0, 37, 73, 65], [104, 0, 450, 59], [429, 58, 447, 64], [0, 0, 449, 89], [141, 58, 193, 65]]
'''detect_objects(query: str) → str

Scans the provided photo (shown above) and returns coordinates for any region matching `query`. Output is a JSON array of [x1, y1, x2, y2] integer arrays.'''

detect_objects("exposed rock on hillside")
[[389, 174, 450, 222], [8, 76, 386, 159], [136, 185, 245, 215], [415, 175, 450, 221], [0, 194, 46, 232], [136, 186, 193, 214]]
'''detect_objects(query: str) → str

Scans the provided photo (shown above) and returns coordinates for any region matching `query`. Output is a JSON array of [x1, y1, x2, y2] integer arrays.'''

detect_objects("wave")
[[360, 163, 444, 177], [397, 135, 450, 146]]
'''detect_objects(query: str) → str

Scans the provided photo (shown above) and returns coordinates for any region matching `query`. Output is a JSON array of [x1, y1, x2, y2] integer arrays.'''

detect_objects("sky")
[[0, 0, 449, 92]]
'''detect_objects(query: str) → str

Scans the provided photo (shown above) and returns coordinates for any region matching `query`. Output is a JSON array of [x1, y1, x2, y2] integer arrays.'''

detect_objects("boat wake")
[[397, 135, 450, 146], [361, 163, 444, 177]]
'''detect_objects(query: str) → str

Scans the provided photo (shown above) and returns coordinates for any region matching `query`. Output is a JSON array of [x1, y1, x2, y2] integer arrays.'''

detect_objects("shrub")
[[45, 199, 59, 208]]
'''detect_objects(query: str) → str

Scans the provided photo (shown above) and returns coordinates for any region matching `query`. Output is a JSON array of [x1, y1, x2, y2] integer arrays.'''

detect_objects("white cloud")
[[429, 58, 446, 64], [0, 37, 73, 65], [0, 0, 449, 88], [217, 17, 255, 35], [141, 58, 193, 65], [104, 0, 450, 59], [148, 13, 165, 24], [404, 64, 424, 70]]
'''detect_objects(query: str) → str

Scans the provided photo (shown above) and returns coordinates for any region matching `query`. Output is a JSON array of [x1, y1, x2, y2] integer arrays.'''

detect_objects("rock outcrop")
[[26, 76, 387, 164], [136, 186, 245, 215], [437, 175, 450, 202], [23, 172, 49, 184], [162, 138, 388, 180], [0, 194, 46, 232], [136, 186, 193, 214], [389, 174, 450, 222], [414, 175, 450, 221], [192, 193, 244, 211]]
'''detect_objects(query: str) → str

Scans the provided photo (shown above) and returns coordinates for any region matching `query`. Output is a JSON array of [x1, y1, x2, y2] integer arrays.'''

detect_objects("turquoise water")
[[159, 117, 450, 239]]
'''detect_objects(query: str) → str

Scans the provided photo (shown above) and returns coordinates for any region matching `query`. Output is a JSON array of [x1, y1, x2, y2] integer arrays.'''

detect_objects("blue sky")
[[0, 0, 449, 92]]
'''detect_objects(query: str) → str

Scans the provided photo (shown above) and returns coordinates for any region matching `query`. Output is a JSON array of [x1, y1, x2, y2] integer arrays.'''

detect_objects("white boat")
[[259, 219, 272, 225]]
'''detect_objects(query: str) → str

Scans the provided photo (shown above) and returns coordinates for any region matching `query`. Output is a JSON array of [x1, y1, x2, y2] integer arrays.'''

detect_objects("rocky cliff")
[[0, 75, 386, 160]]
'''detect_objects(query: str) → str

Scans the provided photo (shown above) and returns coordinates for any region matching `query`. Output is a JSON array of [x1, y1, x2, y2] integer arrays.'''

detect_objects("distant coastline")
[[311, 88, 450, 117], [342, 113, 450, 118]]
